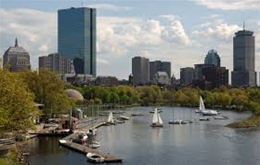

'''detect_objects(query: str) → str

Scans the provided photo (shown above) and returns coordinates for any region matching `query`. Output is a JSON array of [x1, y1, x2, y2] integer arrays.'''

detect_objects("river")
[[24, 107, 260, 165]]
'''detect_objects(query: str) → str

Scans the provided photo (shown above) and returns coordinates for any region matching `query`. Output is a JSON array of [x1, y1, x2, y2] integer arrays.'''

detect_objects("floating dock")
[[60, 118, 123, 163], [59, 140, 123, 163]]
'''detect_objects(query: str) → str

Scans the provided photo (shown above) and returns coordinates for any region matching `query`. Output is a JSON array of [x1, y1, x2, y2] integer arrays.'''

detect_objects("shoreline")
[[226, 115, 260, 129]]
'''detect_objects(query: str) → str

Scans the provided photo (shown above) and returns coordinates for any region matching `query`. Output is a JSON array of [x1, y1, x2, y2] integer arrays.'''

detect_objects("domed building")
[[204, 49, 220, 67], [3, 38, 31, 71], [65, 89, 84, 101]]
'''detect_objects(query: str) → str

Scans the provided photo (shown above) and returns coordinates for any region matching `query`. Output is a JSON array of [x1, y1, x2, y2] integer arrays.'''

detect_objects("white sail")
[[152, 108, 159, 124], [199, 96, 205, 111], [199, 96, 218, 116], [107, 112, 114, 123], [158, 114, 163, 125]]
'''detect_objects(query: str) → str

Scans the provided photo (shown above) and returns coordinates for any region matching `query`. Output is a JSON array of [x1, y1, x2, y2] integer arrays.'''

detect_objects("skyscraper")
[[58, 7, 96, 76], [231, 28, 256, 87], [204, 49, 220, 67], [132, 56, 149, 85], [149, 60, 171, 81]]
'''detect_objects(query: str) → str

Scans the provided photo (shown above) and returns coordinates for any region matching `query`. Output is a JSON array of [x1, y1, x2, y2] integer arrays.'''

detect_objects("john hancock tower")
[[58, 7, 96, 76]]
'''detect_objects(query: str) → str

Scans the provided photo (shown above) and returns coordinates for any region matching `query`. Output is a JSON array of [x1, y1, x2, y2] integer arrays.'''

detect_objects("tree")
[[19, 68, 72, 116], [0, 69, 39, 133], [162, 90, 175, 106]]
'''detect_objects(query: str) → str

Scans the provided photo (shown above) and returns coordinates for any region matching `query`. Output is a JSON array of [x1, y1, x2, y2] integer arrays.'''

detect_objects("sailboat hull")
[[195, 109, 201, 113], [201, 110, 218, 116], [150, 124, 163, 127]]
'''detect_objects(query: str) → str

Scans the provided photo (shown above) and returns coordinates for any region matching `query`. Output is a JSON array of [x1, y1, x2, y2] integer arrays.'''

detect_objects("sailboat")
[[168, 108, 187, 124], [150, 108, 163, 127], [104, 111, 115, 126], [196, 96, 218, 116]]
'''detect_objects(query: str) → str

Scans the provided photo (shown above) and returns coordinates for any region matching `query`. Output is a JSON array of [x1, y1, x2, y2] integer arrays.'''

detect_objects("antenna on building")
[[243, 21, 245, 30], [81, 0, 84, 7]]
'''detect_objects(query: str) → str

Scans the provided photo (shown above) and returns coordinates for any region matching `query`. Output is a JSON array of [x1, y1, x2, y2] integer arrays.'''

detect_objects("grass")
[[0, 148, 19, 165], [226, 115, 260, 128]]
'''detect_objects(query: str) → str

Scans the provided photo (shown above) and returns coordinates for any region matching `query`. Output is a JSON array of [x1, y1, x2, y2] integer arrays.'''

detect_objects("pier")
[[60, 117, 123, 163]]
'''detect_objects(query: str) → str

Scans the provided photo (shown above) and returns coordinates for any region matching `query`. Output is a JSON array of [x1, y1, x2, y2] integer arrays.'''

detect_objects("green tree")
[[19, 68, 72, 116], [0, 69, 39, 133], [162, 90, 175, 106], [110, 92, 120, 104]]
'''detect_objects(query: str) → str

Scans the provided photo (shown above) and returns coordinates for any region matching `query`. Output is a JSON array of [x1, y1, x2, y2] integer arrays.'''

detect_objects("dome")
[[3, 38, 31, 71], [4, 38, 29, 56], [65, 89, 84, 101], [204, 49, 220, 67]]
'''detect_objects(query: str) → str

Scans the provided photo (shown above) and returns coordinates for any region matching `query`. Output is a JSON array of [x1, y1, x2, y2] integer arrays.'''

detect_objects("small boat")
[[86, 152, 105, 163], [150, 108, 163, 127], [59, 139, 67, 144], [88, 140, 101, 149], [168, 108, 187, 125], [115, 119, 125, 124], [199, 117, 210, 121], [150, 110, 163, 113], [168, 119, 187, 124], [117, 115, 130, 120]]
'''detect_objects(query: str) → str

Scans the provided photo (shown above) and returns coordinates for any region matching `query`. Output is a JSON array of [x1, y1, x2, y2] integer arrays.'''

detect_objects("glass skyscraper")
[[204, 49, 220, 67], [58, 7, 96, 76]]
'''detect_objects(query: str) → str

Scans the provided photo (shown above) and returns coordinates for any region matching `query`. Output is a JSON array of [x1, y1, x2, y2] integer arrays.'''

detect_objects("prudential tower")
[[231, 26, 256, 87]]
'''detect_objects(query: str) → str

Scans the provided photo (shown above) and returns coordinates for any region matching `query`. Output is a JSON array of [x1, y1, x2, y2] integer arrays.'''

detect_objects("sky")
[[0, 0, 260, 81]]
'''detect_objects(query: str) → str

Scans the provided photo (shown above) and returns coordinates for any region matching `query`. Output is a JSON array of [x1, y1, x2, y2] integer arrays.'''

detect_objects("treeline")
[[1, 66, 260, 133], [0, 68, 72, 134], [66, 85, 260, 115]]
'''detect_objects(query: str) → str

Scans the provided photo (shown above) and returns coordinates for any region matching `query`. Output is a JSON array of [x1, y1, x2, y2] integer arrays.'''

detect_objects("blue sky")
[[0, 0, 260, 81]]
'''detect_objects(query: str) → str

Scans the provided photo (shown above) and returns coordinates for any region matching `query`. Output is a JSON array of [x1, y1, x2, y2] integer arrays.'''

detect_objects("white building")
[[153, 71, 170, 85]]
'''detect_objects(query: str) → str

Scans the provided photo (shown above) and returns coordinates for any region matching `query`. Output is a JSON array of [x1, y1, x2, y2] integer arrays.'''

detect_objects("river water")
[[25, 107, 260, 165]]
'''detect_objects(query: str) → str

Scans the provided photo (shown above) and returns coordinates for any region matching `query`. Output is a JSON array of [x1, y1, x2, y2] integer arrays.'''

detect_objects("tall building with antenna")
[[231, 24, 256, 87], [58, 7, 96, 76]]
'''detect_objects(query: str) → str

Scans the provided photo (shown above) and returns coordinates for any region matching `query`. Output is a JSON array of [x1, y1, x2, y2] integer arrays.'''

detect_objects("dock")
[[59, 140, 123, 163], [60, 117, 123, 163]]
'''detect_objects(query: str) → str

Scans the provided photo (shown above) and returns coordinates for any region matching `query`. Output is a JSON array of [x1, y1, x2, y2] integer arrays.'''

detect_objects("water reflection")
[[150, 127, 162, 145]]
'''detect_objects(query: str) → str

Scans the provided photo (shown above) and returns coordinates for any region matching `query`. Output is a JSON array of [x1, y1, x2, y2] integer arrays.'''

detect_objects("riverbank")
[[226, 115, 260, 128]]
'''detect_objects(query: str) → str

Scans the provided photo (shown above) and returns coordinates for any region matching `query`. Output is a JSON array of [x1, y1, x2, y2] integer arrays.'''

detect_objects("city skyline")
[[0, 0, 259, 82]]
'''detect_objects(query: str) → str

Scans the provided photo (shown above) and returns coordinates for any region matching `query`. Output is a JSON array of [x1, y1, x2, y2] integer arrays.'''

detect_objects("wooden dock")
[[60, 118, 123, 163], [59, 140, 123, 163]]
